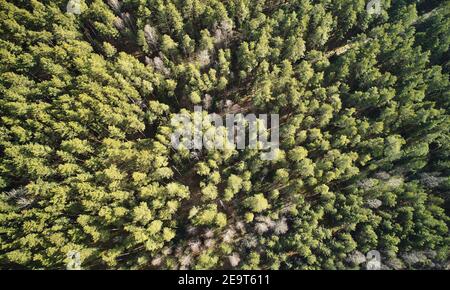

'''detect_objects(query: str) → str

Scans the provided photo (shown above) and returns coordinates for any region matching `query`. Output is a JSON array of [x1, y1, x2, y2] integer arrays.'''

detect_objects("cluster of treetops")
[[0, 0, 449, 269]]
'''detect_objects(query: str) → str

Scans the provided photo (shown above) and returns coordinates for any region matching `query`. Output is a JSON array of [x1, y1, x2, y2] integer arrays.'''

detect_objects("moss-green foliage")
[[0, 0, 448, 269]]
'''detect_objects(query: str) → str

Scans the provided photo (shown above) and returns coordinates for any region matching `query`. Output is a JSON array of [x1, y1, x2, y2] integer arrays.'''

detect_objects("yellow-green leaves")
[[244, 194, 269, 213], [132, 202, 153, 225], [148, 220, 163, 235]]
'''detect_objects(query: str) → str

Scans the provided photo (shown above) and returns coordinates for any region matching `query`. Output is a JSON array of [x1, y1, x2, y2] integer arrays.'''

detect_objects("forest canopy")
[[0, 0, 449, 270]]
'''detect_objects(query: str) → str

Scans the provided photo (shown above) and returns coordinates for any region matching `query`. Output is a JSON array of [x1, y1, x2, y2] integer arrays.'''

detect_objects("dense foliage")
[[0, 0, 449, 269]]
